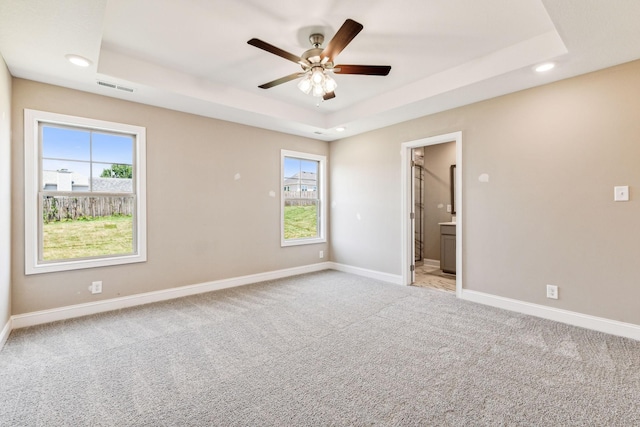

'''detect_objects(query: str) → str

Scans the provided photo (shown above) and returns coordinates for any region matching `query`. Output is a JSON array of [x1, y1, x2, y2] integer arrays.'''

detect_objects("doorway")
[[400, 132, 462, 297]]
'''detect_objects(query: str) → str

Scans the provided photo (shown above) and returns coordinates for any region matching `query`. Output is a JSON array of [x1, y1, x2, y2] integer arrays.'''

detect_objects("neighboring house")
[[42, 169, 89, 192], [42, 169, 132, 193], [91, 177, 133, 193], [283, 171, 317, 193]]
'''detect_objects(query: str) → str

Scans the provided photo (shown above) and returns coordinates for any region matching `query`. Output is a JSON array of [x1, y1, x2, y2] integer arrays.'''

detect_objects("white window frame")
[[24, 109, 147, 275], [281, 150, 327, 247]]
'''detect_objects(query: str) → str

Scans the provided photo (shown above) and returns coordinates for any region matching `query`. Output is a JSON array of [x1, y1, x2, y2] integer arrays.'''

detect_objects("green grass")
[[43, 206, 317, 259], [43, 215, 133, 260], [284, 205, 318, 239]]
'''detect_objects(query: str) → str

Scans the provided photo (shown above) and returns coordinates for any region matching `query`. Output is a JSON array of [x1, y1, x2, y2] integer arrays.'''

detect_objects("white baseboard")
[[3, 261, 399, 349], [0, 318, 11, 350], [423, 259, 440, 268], [461, 289, 640, 342], [11, 262, 331, 330], [328, 262, 403, 285], [7, 262, 637, 349]]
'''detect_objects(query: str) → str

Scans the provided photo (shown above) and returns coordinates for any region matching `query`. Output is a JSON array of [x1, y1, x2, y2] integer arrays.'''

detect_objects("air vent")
[[313, 131, 323, 135], [97, 80, 116, 89], [97, 81, 134, 93]]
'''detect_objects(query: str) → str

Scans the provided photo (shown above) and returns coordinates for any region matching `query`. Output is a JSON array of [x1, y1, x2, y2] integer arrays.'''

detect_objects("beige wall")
[[11, 79, 329, 314], [0, 56, 11, 330], [329, 131, 401, 274], [422, 142, 456, 261], [9, 60, 640, 327], [330, 60, 640, 325]]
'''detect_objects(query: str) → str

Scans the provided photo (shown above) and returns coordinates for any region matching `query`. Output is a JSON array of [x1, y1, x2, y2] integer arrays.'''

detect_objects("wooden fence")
[[283, 191, 318, 207], [43, 196, 134, 222]]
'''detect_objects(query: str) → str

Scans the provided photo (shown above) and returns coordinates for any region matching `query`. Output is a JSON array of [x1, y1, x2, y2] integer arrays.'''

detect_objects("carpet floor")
[[1, 270, 639, 426]]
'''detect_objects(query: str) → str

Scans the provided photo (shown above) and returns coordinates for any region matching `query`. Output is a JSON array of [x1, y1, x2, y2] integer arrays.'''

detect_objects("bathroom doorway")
[[411, 144, 456, 292], [401, 132, 462, 296]]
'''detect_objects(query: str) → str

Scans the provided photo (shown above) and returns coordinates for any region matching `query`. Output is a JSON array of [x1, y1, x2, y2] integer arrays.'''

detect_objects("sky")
[[283, 156, 318, 180], [43, 125, 315, 186], [42, 125, 133, 180]]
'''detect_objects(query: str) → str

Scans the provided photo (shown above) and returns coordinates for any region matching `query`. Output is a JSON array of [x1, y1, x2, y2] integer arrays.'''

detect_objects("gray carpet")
[[1, 270, 639, 426]]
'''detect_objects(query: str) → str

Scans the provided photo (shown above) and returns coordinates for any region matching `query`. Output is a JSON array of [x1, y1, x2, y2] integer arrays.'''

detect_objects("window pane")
[[283, 156, 319, 198], [41, 195, 135, 261], [92, 132, 133, 164], [283, 157, 301, 180], [283, 155, 320, 241], [42, 126, 90, 161], [300, 159, 318, 174], [92, 162, 133, 193], [283, 199, 318, 240]]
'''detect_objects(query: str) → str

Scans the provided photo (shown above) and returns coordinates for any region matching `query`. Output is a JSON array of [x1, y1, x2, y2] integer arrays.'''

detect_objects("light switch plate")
[[614, 186, 629, 202]]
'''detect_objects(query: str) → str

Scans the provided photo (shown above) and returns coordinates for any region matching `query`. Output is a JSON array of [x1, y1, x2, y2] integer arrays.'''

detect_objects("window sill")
[[281, 237, 326, 247], [25, 253, 146, 275]]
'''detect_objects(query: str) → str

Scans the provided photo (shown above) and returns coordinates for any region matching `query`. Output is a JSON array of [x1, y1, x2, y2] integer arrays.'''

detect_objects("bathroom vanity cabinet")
[[439, 223, 456, 274]]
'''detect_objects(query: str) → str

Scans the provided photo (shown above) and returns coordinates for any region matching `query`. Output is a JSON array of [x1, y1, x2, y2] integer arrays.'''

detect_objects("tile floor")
[[412, 263, 456, 292]]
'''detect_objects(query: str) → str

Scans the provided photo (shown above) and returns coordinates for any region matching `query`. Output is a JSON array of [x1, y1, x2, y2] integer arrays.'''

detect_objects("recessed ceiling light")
[[535, 62, 555, 73], [65, 54, 92, 67], [336, 127, 346, 132]]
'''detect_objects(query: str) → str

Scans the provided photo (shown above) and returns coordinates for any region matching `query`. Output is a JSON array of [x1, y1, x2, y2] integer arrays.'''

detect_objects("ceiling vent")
[[97, 80, 134, 93]]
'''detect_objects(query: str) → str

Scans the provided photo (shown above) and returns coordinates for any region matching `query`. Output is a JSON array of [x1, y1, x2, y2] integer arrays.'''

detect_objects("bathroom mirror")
[[450, 164, 456, 215]]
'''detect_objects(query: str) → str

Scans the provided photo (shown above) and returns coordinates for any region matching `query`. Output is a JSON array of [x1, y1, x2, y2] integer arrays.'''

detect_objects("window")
[[281, 150, 326, 246], [24, 109, 147, 274]]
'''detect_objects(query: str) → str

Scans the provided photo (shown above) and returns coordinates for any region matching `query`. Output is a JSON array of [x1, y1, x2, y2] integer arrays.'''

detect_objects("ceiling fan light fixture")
[[323, 74, 337, 92], [297, 67, 337, 98], [297, 74, 313, 94], [311, 67, 325, 84], [312, 83, 325, 97]]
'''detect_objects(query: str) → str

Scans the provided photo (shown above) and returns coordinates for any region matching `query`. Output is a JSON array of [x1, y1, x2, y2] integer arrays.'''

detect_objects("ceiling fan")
[[248, 19, 391, 101]]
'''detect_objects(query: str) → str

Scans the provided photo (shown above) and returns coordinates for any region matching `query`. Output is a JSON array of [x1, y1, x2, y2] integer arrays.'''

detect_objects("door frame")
[[400, 131, 463, 297]]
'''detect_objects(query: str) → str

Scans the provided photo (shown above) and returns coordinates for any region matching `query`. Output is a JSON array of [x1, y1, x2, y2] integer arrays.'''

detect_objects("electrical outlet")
[[546, 284, 558, 299], [90, 281, 102, 294], [319, 250, 324, 259]]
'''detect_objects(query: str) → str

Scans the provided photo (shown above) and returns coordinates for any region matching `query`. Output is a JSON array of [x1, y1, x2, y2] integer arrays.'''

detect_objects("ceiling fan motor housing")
[[309, 33, 324, 48], [301, 47, 328, 69], [301, 34, 335, 70]]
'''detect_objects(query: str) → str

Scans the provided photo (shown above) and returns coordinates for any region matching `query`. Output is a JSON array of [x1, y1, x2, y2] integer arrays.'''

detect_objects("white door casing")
[[400, 131, 462, 297]]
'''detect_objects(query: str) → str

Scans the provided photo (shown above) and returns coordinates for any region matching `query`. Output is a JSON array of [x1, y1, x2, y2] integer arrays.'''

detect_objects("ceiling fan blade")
[[334, 64, 391, 76], [321, 19, 363, 61], [323, 91, 336, 100], [248, 38, 301, 64], [258, 72, 304, 89]]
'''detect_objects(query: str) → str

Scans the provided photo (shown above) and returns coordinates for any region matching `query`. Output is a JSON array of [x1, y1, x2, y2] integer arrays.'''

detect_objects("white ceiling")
[[1, 0, 640, 141]]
